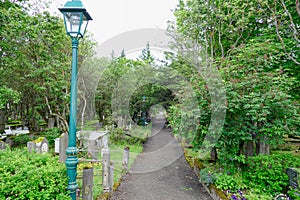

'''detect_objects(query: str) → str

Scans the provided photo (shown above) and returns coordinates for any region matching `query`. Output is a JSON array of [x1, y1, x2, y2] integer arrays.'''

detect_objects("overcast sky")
[[52, 0, 178, 45]]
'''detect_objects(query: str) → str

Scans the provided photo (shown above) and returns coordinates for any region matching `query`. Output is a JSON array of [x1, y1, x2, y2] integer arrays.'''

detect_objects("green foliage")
[[41, 128, 62, 146], [0, 149, 70, 199], [0, 87, 20, 109], [167, 0, 300, 165], [243, 190, 273, 200], [0, 0, 97, 133], [242, 153, 300, 194], [199, 167, 218, 186], [215, 173, 246, 192], [12, 134, 38, 147], [109, 127, 147, 145], [287, 188, 300, 200], [199, 152, 300, 197]]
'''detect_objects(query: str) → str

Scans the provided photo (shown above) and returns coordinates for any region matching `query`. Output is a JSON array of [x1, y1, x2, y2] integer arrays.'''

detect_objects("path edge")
[[175, 135, 229, 200]]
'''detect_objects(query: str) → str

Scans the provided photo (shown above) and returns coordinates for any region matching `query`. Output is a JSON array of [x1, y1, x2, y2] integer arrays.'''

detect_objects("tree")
[[0, 0, 97, 132], [167, 0, 300, 163]]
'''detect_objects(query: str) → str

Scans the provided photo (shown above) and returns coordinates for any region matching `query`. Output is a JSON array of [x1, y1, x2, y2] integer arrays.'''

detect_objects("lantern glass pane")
[[64, 12, 83, 37], [79, 16, 88, 37]]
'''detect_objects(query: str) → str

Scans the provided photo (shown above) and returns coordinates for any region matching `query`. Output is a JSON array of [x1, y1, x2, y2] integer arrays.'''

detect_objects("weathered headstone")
[[258, 136, 270, 155], [78, 131, 109, 158], [27, 137, 49, 153], [109, 161, 114, 190], [87, 132, 109, 160], [102, 135, 108, 149], [48, 118, 55, 129], [0, 141, 7, 150], [55, 138, 60, 153], [82, 167, 94, 200], [102, 148, 111, 193], [244, 141, 254, 157], [87, 139, 98, 160], [5, 137, 13, 148], [59, 133, 68, 162], [287, 168, 300, 190]]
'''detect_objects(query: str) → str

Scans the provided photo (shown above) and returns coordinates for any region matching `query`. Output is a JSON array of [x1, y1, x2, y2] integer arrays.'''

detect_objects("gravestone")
[[5, 137, 13, 148], [109, 161, 114, 190], [27, 137, 49, 153], [55, 138, 60, 153], [87, 139, 98, 159], [287, 168, 300, 190], [0, 141, 7, 150], [59, 133, 68, 162], [78, 131, 109, 160], [102, 148, 111, 193], [82, 167, 94, 200]]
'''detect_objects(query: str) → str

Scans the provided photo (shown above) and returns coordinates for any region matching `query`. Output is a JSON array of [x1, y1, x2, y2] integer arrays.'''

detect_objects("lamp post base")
[[66, 147, 78, 200]]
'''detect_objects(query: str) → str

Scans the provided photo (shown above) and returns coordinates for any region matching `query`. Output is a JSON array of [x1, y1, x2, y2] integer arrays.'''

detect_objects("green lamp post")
[[142, 96, 146, 127], [59, 1, 92, 199]]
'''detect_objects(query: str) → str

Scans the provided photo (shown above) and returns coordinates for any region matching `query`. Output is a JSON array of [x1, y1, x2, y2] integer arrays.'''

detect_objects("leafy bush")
[[200, 167, 218, 186], [0, 149, 70, 199], [41, 128, 62, 146], [12, 134, 38, 147], [109, 128, 147, 145], [287, 188, 300, 200], [242, 153, 300, 194], [215, 173, 246, 192]]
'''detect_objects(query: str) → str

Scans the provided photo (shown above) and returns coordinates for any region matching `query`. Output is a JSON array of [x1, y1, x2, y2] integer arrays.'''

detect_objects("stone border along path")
[[109, 113, 212, 200]]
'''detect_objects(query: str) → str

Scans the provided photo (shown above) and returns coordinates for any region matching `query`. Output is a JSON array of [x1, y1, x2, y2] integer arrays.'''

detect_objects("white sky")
[[51, 0, 178, 46]]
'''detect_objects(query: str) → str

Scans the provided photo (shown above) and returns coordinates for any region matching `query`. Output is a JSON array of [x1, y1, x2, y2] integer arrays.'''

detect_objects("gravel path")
[[109, 114, 212, 200]]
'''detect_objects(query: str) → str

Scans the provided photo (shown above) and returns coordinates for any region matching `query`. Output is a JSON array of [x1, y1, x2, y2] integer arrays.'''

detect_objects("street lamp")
[[59, 1, 92, 199], [142, 96, 146, 127]]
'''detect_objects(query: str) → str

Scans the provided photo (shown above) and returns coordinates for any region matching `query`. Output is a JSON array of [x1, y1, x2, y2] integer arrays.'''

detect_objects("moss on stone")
[[113, 181, 121, 191], [33, 137, 45, 143], [209, 184, 229, 200], [97, 192, 111, 200], [194, 158, 205, 170]]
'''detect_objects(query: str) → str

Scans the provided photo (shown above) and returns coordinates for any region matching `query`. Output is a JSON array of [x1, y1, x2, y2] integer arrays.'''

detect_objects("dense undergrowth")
[[0, 149, 70, 200]]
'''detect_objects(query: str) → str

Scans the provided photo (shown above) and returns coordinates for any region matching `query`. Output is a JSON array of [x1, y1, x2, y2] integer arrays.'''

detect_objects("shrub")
[[242, 153, 300, 194], [109, 128, 147, 145], [41, 128, 62, 146], [215, 173, 246, 192], [200, 167, 218, 186], [12, 134, 38, 147], [0, 149, 70, 199]]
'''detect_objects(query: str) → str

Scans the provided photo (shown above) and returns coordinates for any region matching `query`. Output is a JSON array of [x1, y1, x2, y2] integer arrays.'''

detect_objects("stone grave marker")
[[78, 131, 109, 160], [5, 137, 13, 148], [0, 141, 7, 150], [59, 133, 68, 162], [287, 168, 300, 190], [27, 137, 49, 153], [55, 138, 60, 153]]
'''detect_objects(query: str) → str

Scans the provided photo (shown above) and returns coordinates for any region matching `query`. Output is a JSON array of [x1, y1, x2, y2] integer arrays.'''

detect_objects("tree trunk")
[[48, 117, 55, 129], [0, 109, 6, 132], [244, 141, 254, 157]]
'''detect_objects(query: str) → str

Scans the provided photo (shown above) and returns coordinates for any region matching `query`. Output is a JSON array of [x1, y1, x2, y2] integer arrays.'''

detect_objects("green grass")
[[110, 143, 143, 183], [129, 124, 152, 139]]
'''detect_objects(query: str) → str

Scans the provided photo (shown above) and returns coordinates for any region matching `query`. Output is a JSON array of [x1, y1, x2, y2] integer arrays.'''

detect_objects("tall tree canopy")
[[167, 0, 300, 162]]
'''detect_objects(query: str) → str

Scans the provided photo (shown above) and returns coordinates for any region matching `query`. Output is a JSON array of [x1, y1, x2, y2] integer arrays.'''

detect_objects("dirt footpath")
[[109, 115, 212, 200]]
